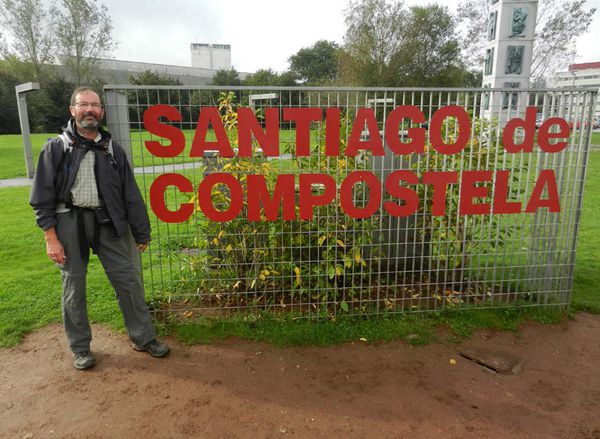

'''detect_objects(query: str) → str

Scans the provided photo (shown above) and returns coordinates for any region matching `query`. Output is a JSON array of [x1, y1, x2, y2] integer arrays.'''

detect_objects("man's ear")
[[69, 106, 76, 118]]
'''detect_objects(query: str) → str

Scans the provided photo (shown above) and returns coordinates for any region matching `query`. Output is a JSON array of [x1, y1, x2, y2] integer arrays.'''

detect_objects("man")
[[30, 86, 169, 370]]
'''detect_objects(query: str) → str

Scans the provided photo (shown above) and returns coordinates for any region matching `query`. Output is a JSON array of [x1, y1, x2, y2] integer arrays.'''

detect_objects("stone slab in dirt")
[[457, 347, 524, 374], [2, 314, 600, 439]]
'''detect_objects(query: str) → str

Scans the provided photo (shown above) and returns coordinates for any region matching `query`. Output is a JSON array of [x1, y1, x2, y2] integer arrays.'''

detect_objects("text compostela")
[[143, 104, 570, 223]]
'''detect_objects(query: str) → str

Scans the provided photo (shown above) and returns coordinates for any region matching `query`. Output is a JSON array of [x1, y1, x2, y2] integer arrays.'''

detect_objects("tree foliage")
[[0, 0, 55, 77], [532, 0, 596, 80], [390, 5, 470, 87], [128, 70, 184, 128], [341, 0, 471, 87], [243, 68, 280, 86], [456, 0, 597, 83], [0, 62, 20, 133], [243, 68, 296, 87], [342, 0, 406, 85], [52, 0, 116, 85], [288, 40, 340, 85], [129, 70, 183, 86], [211, 68, 242, 86], [36, 74, 74, 132], [0, 0, 116, 85], [0, 57, 74, 133]]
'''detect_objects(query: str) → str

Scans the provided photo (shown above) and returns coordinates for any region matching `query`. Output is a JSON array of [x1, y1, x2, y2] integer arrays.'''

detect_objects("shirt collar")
[[76, 130, 102, 143]]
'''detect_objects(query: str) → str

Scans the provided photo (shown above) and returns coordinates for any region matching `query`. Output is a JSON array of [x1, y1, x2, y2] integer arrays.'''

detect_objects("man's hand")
[[137, 241, 150, 252], [44, 227, 66, 264]]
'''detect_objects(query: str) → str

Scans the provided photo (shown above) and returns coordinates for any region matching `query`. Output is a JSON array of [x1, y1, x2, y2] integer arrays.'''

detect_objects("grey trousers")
[[55, 210, 156, 353]]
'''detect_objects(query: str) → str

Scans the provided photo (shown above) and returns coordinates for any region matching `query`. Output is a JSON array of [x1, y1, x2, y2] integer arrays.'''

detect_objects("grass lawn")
[[571, 150, 600, 312], [0, 133, 57, 179]]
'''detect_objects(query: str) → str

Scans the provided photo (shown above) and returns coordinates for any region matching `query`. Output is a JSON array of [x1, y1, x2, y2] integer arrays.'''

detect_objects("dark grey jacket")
[[29, 119, 151, 244]]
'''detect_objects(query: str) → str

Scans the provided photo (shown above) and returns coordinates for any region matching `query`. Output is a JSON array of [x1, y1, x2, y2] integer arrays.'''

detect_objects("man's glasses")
[[74, 102, 102, 109]]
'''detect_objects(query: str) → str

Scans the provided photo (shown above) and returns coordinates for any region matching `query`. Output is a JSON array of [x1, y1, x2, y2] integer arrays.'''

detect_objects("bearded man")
[[30, 86, 169, 370]]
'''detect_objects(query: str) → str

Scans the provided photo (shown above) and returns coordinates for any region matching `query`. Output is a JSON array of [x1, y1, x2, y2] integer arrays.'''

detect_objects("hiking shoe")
[[73, 351, 96, 370], [132, 339, 170, 358]]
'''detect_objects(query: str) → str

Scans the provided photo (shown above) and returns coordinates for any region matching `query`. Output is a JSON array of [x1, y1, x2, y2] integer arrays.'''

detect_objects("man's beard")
[[79, 114, 99, 129]]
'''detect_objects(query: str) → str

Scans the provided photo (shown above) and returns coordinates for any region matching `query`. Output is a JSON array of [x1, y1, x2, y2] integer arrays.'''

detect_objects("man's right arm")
[[30, 139, 63, 231]]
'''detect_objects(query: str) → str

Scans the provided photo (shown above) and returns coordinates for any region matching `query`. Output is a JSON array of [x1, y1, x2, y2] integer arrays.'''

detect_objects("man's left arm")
[[116, 146, 152, 248]]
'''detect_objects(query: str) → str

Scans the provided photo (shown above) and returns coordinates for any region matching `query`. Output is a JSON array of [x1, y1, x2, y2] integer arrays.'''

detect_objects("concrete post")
[[481, 0, 538, 122], [15, 82, 40, 178], [104, 89, 132, 165]]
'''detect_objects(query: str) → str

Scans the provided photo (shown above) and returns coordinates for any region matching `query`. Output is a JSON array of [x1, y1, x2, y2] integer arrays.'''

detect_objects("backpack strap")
[[59, 132, 113, 154], [58, 133, 73, 152]]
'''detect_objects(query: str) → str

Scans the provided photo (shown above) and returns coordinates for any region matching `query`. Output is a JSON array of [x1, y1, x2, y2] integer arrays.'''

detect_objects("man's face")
[[69, 90, 104, 131]]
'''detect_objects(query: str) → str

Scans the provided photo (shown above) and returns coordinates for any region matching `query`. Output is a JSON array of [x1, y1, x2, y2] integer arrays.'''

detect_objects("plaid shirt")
[[70, 133, 101, 208]]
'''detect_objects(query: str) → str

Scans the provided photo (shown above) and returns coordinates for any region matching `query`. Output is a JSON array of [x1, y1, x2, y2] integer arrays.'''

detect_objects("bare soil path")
[[1, 314, 600, 438]]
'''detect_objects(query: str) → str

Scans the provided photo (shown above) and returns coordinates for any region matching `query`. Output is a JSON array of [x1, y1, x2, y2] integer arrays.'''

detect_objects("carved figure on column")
[[502, 82, 520, 109], [505, 45, 524, 74], [485, 48, 494, 76], [487, 11, 498, 41], [511, 8, 527, 37]]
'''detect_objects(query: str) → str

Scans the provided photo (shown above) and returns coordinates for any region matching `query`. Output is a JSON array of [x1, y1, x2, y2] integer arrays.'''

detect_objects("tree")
[[342, 0, 406, 86], [454, 0, 489, 71], [456, 0, 597, 83], [0, 55, 74, 133], [129, 70, 182, 86], [129, 70, 184, 127], [390, 5, 469, 87], [532, 0, 595, 80], [288, 40, 340, 85], [243, 68, 297, 87], [242, 68, 297, 109], [341, 0, 471, 87], [53, 0, 116, 85], [0, 62, 21, 133], [37, 73, 74, 132], [0, 0, 55, 78], [211, 68, 241, 86], [243, 68, 281, 86]]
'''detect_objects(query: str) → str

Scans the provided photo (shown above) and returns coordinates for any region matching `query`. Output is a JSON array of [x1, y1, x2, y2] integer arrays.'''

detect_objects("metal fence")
[[104, 85, 596, 319]]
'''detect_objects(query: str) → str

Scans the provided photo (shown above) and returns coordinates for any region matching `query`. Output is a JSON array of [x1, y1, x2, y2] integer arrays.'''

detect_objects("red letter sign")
[[190, 108, 234, 158], [238, 107, 280, 157], [430, 106, 470, 155], [144, 105, 186, 158], [247, 174, 296, 221], [149, 173, 194, 223], [340, 171, 382, 219], [198, 173, 243, 222], [299, 174, 336, 220]]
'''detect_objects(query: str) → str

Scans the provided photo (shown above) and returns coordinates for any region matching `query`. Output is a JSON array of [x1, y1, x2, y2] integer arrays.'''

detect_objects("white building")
[[191, 43, 232, 70], [55, 43, 243, 85], [549, 62, 600, 116]]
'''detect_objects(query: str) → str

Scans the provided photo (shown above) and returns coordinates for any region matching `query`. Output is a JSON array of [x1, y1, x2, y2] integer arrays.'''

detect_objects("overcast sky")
[[101, 0, 600, 73]]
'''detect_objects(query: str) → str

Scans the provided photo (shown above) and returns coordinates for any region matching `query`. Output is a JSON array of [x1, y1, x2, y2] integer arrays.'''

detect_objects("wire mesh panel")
[[103, 85, 596, 319]]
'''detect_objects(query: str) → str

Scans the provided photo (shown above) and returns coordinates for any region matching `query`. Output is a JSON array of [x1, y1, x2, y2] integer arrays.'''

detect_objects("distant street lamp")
[[15, 82, 40, 179]]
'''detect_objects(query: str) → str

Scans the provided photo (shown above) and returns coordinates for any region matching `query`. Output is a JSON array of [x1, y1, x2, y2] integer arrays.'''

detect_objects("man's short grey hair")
[[70, 86, 102, 106]]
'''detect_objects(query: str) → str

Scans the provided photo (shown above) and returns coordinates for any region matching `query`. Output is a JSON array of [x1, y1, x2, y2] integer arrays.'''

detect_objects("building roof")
[[568, 62, 600, 72]]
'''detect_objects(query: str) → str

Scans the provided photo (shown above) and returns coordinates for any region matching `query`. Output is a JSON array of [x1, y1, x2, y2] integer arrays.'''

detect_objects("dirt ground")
[[1, 314, 600, 439]]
